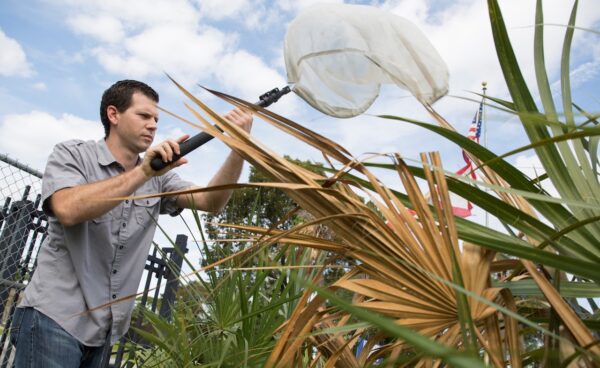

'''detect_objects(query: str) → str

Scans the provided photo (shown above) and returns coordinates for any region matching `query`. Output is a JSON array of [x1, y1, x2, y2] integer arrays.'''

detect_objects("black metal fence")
[[0, 154, 46, 368], [0, 154, 188, 367], [110, 234, 188, 367]]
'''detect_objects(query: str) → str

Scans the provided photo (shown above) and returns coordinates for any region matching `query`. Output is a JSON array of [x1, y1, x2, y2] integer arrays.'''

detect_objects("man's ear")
[[107, 105, 119, 127]]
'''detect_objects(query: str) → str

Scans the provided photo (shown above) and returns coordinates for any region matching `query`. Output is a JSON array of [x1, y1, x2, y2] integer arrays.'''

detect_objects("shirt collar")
[[96, 139, 142, 167], [97, 139, 118, 167]]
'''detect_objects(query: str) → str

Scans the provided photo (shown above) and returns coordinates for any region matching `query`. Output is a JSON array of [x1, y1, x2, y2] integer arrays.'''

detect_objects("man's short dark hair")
[[100, 80, 159, 138]]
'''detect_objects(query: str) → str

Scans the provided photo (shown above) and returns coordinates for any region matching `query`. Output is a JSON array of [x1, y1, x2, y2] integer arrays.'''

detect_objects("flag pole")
[[482, 81, 488, 227]]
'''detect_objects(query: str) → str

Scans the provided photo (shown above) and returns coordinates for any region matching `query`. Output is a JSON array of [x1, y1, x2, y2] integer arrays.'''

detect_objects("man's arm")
[[51, 136, 189, 227], [50, 167, 149, 226], [175, 107, 253, 213]]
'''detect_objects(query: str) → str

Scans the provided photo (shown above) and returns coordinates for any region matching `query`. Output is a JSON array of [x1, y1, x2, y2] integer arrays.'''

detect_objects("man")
[[10, 80, 252, 367]]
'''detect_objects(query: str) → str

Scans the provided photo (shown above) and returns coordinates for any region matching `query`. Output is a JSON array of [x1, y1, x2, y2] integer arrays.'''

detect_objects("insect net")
[[284, 3, 449, 118]]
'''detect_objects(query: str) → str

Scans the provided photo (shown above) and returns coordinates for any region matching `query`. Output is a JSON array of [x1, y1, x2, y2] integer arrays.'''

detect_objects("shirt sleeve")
[[41, 140, 87, 216], [159, 170, 194, 216]]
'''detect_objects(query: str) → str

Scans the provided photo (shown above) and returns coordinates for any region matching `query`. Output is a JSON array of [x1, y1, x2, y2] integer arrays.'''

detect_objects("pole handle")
[[150, 86, 291, 171]]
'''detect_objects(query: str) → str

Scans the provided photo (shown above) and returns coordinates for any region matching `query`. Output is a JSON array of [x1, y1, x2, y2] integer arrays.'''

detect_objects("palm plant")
[[126, 183, 329, 367], [129, 223, 325, 367], [128, 0, 600, 366]]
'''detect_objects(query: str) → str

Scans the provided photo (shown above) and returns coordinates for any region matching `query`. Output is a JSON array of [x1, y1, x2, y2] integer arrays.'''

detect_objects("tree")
[[203, 157, 323, 255]]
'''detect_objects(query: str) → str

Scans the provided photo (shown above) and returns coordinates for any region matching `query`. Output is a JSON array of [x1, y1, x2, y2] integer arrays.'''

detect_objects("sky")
[[1, 0, 600, 273]]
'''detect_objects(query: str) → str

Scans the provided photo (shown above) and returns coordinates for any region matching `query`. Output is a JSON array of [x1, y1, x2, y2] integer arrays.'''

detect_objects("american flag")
[[395, 97, 485, 220], [452, 98, 484, 217]]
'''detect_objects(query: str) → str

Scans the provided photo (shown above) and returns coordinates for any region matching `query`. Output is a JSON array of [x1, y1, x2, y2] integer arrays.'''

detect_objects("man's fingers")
[[149, 137, 186, 164], [165, 139, 180, 157], [224, 108, 242, 120], [164, 141, 176, 161], [173, 157, 188, 168], [230, 108, 246, 120], [175, 134, 189, 144], [233, 106, 250, 116], [153, 145, 168, 162], [223, 107, 253, 133], [143, 137, 191, 177], [154, 142, 174, 161]]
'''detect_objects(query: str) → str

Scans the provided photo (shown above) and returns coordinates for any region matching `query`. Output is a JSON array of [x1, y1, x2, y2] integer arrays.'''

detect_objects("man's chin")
[[142, 136, 154, 146], [137, 142, 152, 153]]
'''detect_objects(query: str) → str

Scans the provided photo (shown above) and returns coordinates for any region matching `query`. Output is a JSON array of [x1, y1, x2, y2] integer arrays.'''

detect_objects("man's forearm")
[[177, 107, 252, 213], [194, 151, 245, 213], [51, 166, 150, 226]]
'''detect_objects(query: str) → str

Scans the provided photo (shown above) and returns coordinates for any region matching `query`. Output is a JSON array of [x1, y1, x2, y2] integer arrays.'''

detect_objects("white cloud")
[[56, 49, 85, 64], [55, 0, 200, 28], [54, 0, 213, 78], [67, 15, 125, 44], [550, 60, 600, 95], [378, 0, 600, 101], [196, 0, 282, 31], [214, 50, 285, 99], [360, 0, 600, 159], [514, 153, 546, 179], [51, 0, 292, 108], [244, 5, 283, 31], [92, 47, 153, 78], [92, 25, 233, 79], [13, 0, 600, 178], [153, 126, 189, 149], [380, 0, 428, 19], [32, 82, 47, 91], [277, 0, 344, 13], [0, 111, 103, 169], [0, 29, 34, 77], [514, 153, 559, 197], [213, 50, 299, 116], [59, 0, 286, 84], [198, 0, 250, 20]]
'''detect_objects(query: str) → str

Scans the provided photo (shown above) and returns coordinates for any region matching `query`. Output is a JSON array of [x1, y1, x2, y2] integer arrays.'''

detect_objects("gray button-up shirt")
[[19, 139, 193, 346]]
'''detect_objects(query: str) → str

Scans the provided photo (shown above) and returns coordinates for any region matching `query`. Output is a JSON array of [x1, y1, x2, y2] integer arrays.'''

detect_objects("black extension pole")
[[150, 86, 291, 171]]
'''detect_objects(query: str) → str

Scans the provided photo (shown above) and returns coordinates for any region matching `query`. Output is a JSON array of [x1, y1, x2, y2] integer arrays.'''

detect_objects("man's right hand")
[[141, 134, 190, 177]]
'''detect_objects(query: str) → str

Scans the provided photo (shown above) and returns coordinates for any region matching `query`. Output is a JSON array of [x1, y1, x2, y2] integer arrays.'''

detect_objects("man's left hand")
[[223, 107, 253, 133]]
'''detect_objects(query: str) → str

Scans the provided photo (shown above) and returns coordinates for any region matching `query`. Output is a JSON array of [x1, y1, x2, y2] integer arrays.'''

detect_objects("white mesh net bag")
[[284, 3, 449, 118]]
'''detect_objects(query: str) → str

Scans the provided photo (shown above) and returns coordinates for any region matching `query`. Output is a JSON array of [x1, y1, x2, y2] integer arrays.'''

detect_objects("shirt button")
[[112, 294, 117, 299], [125, 200, 129, 204], [112, 269, 117, 274], [119, 246, 124, 249], [122, 223, 126, 228]]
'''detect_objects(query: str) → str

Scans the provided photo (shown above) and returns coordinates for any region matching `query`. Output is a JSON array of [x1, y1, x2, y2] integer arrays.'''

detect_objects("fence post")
[[109, 235, 189, 368], [159, 234, 188, 320]]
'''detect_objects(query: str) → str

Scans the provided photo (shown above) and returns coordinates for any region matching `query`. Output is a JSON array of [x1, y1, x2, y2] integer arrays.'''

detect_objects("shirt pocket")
[[92, 213, 112, 224], [133, 197, 160, 228], [91, 206, 120, 224]]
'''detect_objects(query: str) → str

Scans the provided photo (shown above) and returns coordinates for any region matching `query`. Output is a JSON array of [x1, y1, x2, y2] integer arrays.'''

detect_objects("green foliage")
[[205, 157, 324, 236], [130, 243, 321, 367]]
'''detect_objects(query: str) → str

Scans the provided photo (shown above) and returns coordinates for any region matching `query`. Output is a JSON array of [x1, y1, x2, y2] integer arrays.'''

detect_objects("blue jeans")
[[10, 307, 110, 368]]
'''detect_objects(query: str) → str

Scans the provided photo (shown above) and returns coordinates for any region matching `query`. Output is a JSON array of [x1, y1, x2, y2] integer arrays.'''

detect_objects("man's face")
[[113, 92, 158, 153]]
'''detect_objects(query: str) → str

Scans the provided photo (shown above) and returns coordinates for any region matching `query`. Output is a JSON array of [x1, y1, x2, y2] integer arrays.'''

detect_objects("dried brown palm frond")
[[425, 105, 600, 364], [146, 80, 516, 366], [259, 153, 506, 367], [118, 74, 598, 365]]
